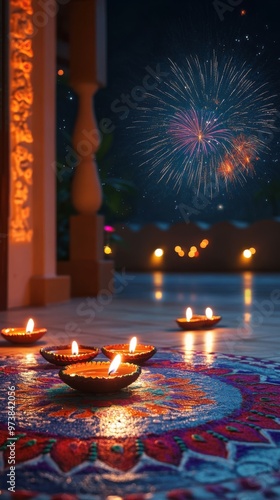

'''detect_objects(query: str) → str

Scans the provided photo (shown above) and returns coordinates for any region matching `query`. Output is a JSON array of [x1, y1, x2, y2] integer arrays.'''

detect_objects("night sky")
[[58, 0, 280, 225]]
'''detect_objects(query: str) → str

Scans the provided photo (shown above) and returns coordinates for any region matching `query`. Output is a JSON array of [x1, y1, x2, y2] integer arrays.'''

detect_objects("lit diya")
[[59, 354, 141, 393], [40, 341, 99, 366], [101, 336, 157, 364], [176, 307, 221, 330], [1, 318, 47, 344]]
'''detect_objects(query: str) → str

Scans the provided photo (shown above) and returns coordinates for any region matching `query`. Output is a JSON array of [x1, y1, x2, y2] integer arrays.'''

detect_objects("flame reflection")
[[184, 333, 194, 362], [205, 332, 214, 365]]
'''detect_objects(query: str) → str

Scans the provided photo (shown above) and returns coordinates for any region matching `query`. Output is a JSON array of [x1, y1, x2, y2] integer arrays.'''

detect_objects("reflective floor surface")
[[0, 272, 280, 361]]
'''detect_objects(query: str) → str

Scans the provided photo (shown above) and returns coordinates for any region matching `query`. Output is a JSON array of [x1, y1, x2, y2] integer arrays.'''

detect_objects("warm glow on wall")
[[10, 0, 34, 243]]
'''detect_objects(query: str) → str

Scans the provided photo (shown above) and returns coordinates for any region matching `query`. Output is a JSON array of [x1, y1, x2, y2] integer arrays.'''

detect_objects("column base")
[[30, 275, 71, 306], [57, 259, 114, 297]]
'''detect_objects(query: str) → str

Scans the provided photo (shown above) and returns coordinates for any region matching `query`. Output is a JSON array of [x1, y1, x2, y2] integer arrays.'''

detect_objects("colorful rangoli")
[[1, 350, 280, 499]]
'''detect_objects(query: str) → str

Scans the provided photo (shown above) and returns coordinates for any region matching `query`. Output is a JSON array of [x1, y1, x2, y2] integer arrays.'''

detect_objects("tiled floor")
[[1, 272, 280, 361]]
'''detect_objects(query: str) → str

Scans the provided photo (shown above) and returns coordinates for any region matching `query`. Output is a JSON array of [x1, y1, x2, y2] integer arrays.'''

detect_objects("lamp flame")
[[108, 354, 121, 375], [72, 341, 79, 355], [205, 307, 213, 319], [129, 336, 137, 353], [26, 318, 34, 333], [186, 307, 192, 322]]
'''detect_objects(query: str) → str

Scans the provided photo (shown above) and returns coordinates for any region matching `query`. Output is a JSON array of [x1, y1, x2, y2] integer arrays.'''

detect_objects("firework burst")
[[132, 52, 276, 192]]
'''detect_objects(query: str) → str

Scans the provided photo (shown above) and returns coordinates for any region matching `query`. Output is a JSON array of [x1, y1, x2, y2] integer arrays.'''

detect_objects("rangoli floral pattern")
[[0, 350, 280, 499]]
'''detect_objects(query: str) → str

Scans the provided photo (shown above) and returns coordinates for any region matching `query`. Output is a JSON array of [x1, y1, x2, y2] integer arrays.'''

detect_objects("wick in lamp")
[[176, 307, 221, 330], [59, 354, 141, 393], [1, 318, 47, 344], [102, 336, 157, 364], [40, 341, 99, 366]]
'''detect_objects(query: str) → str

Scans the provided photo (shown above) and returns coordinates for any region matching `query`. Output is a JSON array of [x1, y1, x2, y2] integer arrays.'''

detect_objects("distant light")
[[104, 245, 112, 255], [155, 291, 162, 300], [57, 69, 64, 76], [104, 225, 115, 233], [194, 251, 199, 258], [178, 250, 185, 257], [243, 249, 252, 259], [217, 204, 224, 210], [241, 9, 246, 16], [175, 245, 182, 253], [200, 239, 209, 248], [154, 248, 164, 258], [190, 246, 197, 252], [249, 247, 256, 255], [188, 251, 195, 258]]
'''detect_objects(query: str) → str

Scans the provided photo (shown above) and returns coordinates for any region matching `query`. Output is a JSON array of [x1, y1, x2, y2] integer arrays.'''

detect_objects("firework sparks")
[[169, 108, 233, 157], [133, 52, 276, 192]]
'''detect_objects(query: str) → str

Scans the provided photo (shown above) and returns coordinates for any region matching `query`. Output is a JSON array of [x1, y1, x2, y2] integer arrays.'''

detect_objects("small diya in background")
[[176, 307, 221, 331], [1, 318, 47, 344], [102, 336, 157, 364], [40, 341, 99, 366], [59, 354, 141, 393]]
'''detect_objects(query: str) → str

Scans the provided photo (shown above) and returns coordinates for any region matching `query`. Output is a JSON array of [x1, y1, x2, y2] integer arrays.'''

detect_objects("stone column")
[[60, 0, 114, 296]]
